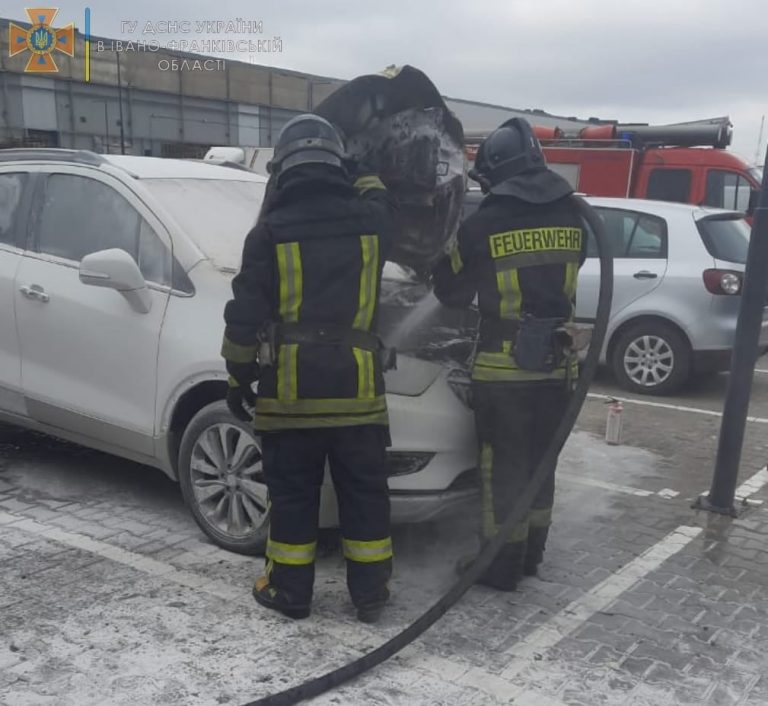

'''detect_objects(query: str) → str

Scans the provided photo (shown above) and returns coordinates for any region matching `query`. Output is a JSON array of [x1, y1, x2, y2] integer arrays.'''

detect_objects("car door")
[[15, 166, 174, 459], [576, 207, 668, 321], [0, 169, 34, 416]]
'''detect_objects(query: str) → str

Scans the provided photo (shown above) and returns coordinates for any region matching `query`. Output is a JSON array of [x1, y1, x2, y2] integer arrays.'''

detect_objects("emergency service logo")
[[9, 8, 75, 73]]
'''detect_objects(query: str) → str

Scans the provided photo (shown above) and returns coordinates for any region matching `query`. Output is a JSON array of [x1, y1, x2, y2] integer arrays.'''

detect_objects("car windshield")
[[696, 216, 750, 264], [750, 166, 763, 185], [142, 178, 266, 270]]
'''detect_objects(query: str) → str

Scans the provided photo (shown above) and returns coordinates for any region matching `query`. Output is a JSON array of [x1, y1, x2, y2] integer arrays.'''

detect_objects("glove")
[[227, 381, 256, 422], [225, 360, 259, 422]]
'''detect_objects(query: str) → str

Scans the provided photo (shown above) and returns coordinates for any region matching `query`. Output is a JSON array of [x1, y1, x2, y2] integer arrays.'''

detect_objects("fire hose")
[[241, 195, 613, 706]]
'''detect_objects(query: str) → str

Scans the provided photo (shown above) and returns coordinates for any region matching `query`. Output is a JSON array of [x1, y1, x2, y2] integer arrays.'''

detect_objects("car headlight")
[[386, 452, 436, 477]]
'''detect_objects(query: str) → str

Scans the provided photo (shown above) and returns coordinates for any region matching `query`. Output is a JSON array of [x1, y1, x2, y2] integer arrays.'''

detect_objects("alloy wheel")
[[623, 334, 675, 388], [189, 423, 267, 538]]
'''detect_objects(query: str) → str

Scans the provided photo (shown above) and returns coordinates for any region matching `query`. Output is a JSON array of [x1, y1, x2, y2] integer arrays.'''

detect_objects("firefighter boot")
[[456, 543, 525, 592], [354, 585, 390, 624], [252, 576, 311, 620], [524, 526, 549, 577]]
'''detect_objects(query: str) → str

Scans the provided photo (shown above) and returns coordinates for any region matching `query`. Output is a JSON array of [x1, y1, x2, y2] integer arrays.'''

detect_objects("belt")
[[479, 318, 520, 344], [277, 322, 383, 352]]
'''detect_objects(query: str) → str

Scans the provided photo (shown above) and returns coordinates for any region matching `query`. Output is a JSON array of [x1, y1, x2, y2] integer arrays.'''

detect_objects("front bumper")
[[389, 486, 478, 524]]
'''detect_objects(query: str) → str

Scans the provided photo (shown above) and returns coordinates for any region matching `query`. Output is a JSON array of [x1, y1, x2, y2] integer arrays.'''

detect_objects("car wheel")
[[611, 321, 691, 395], [178, 400, 268, 555]]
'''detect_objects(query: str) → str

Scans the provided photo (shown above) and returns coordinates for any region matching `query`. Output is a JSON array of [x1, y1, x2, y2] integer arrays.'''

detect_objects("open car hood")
[[316, 65, 466, 271]]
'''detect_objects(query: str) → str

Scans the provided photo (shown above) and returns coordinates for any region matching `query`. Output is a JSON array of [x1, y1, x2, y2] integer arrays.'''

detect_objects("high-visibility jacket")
[[433, 193, 587, 383], [222, 165, 398, 431]]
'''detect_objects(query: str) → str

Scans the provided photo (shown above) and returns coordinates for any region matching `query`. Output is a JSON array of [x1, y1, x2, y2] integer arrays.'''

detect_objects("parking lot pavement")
[[2, 357, 768, 705]]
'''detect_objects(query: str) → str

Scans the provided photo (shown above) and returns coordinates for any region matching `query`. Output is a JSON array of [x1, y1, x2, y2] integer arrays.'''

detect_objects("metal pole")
[[104, 102, 110, 154], [695, 145, 768, 515], [116, 52, 126, 154]]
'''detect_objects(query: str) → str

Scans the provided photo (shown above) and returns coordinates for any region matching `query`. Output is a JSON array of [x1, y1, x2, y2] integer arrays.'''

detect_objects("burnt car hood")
[[316, 65, 466, 271]]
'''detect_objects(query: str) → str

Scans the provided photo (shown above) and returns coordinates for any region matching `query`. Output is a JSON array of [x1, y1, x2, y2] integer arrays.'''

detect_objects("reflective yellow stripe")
[[480, 443, 495, 539], [354, 175, 386, 192], [479, 444, 529, 542], [276, 242, 302, 323], [505, 522, 530, 544], [277, 343, 298, 401], [472, 351, 577, 382], [256, 395, 387, 415], [564, 261, 578, 317], [564, 261, 578, 298], [343, 537, 393, 563], [353, 235, 379, 331], [254, 409, 389, 431], [496, 268, 522, 319], [266, 538, 317, 566], [449, 244, 463, 274], [352, 347, 376, 399], [221, 336, 258, 363], [529, 507, 553, 529]]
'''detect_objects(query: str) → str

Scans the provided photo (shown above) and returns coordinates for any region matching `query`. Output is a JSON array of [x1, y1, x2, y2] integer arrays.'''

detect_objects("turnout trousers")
[[261, 425, 393, 608], [472, 381, 570, 587]]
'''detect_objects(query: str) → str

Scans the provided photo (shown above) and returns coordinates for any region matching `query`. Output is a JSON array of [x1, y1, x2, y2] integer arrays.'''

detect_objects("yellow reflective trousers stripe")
[[342, 537, 393, 563], [266, 538, 317, 566], [529, 507, 553, 529], [480, 443, 529, 542]]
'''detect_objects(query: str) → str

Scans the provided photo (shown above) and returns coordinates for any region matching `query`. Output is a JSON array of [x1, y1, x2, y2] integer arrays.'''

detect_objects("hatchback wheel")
[[178, 400, 268, 555], [611, 322, 691, 395]]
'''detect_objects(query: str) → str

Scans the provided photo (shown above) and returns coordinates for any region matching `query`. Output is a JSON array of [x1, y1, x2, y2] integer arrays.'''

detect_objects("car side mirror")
[[79, 248, 152, 314], [747, 188, 760, 216]]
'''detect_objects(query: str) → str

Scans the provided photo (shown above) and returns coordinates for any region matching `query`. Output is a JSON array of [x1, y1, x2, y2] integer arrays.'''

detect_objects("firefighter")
[[221, 114, 398, 622], [432, 117, 587, 591]]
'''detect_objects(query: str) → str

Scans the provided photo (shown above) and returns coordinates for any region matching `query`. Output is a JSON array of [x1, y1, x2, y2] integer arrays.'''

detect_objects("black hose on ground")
[[242, 195, 613, 706]]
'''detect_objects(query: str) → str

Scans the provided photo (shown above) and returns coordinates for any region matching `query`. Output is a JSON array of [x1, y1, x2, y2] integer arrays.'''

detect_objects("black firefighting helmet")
[[268, 114, 346, 184], [469, 117, 573, 203]]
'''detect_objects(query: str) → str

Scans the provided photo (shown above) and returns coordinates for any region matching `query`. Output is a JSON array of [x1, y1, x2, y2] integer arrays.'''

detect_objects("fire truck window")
[[647, 169, 692, 203], [705, 170, 752, 211]]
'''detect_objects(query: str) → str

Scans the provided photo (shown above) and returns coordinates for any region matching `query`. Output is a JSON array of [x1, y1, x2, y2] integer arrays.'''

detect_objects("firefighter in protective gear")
[[221, 113, 399, 622], [432, 117, 587, 591]]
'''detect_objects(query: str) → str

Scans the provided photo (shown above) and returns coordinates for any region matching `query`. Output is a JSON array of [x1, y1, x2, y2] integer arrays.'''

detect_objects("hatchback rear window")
[[696, 217, 749, 264]]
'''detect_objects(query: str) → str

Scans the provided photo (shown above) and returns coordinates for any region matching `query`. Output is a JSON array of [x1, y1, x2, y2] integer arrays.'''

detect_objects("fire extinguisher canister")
[[605, 398, 623, 446]]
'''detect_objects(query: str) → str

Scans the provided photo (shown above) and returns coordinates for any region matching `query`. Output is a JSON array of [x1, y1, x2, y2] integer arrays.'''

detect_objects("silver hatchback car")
[[578, 197, 768, 395]]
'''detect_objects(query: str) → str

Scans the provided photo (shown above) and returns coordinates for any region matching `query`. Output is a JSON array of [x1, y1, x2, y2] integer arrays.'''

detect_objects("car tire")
[[178, 400, 268, 555], [611, 321, 691, 396]]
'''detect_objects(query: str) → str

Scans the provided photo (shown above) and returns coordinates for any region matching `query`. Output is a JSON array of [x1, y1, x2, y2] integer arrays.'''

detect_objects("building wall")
[[0, 16, 593, 155]]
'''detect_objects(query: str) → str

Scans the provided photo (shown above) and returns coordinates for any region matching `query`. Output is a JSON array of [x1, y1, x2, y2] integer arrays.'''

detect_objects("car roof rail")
[[0, 148, 106, 166]]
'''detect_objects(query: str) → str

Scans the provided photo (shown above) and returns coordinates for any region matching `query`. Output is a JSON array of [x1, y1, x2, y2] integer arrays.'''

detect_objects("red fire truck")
[[465, 119, 762, 213]]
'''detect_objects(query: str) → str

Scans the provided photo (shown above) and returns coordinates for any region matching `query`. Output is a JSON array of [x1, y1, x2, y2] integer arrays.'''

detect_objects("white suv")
[[0, 149, 477, 553]]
